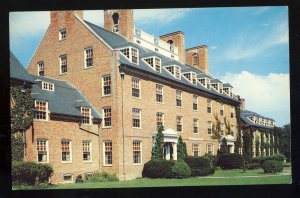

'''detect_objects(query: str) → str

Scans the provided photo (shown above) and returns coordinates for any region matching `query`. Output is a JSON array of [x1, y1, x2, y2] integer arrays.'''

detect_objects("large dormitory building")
[[10, 10, 277, 183]]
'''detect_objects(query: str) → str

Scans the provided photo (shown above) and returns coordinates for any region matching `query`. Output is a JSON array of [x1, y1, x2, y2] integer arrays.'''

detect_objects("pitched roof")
[[10, 52, 34, 83], [240, 109, 274, 129], [31, 75, 101, 120]]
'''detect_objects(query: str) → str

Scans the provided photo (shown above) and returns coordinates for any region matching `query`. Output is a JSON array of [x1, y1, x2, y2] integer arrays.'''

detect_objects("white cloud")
[[250, 7, 271, 15], [134, 8, 191, 25], [220, 71, 290, 126], [223, 17, 288, 61]]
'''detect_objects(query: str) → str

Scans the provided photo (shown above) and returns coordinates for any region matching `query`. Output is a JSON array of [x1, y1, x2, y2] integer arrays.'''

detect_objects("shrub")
[[171, 159, 191, 178], [142, 160, 174, 178], [203, 154, 218, 168], [247, 163, 261, 170], [262, 160, 283, 173], [252, 154, 285, 165], [86, 171, 118, 182], [75, 175, 83, 183], [12, 161, 53, 185], [183, 156, 215, 176], [218, 153, 244, 170]]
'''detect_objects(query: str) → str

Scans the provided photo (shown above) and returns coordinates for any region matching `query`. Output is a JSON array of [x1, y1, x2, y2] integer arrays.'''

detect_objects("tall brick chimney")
[[104, 9, 134, 41], [185, 45, 208, 73], [240, 98, 245, 110], [159, 31, 185, 63], [50, 10, 84, 25]]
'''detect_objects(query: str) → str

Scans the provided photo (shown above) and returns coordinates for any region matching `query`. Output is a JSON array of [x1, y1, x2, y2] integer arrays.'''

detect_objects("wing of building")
[[9, 10, 276, 183]]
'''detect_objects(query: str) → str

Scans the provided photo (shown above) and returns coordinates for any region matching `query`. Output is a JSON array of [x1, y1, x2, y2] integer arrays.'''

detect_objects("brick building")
[[12, 9, 276, 183]]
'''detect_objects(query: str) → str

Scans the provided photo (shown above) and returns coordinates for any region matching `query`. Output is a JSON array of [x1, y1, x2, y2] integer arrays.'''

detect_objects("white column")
[[173, 143, 177, 160], [165, 144, 170, 160]]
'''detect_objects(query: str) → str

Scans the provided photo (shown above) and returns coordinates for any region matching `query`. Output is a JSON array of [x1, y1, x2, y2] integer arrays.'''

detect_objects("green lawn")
[[52, 167, 291, 189]]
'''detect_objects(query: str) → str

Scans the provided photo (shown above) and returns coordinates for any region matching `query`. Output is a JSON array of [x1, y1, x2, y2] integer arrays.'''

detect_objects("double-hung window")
[[193, 95, 198, 111], [192, 143, 200, 156], [37, 139, 48, 162], [83, 141, 92, 161], [60, 55, 67, 74], [193, 119, 199, 133], [34, 101, 47, 120], [156, 84, 163, 103], [59, 28, 66, 40], [102, 75, 111, 96], [85, 48, 93, 68], [120, 47, 139, 64], [81, 107, 91, 125], [104, 141, 112, 165], [156, 112, 164, 129], [61, 140, 71, 162], [207, 121, 212, 135], [206, 144, 214, 155], [207, 99, 212, 114], [133, 141, 141, 164], [38, 61, 44, 76], [103, 107, 112, 127], [176, 90, 182, 107], [176, 116, 183, 132], [132, 78, 140, 98], [220, 103, 224, 116], [132, 108, 141, 128]]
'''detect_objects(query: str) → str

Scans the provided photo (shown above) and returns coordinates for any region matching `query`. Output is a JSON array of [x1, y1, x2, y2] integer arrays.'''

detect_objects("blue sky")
[[9, 7, 290, 126]]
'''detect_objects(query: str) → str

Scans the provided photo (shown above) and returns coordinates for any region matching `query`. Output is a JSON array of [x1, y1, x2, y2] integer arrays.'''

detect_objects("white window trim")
[[157, 112, 164, 128], [34, 100, 49, 121], [59, 55, 67, 75], [103, 141, 113, 166], [192, 143, 200, 156], [132, 108, 142, 129], [63, 173, 73, 183], [133, 141, 143, 165], [197, 78, 207, 88], [132, 77, 141, 99], [156, 84, 164, 103], [207, 99, 212, 114], [182, 72, 197, 85], [220, 103, 224, 116], [119, 47, 139, 65], [193, 95, 198, 111], [193, 119, 199, 134], [84, 47, 93, 68], [206, 144, 214, 155], [176, 90, 183, 107], [59, 28, 66, 41], [83, 141, 92, 162], [102, 75, 111, 97], [61, 140, 72, 163], [42, 81, 55, 92], [208, 121, 213, 135], [102, 106, 112, 128], [142, 56, 162, 73], [81, 107, 92, 125], [37, 61, 44, 76], [36, 139, 49, 163], [176, 116, 183, 133], [163, 65, 181, 80]]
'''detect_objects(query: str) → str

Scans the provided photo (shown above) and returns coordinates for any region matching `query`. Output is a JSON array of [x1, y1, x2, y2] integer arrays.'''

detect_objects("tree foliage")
[[275, 124, 291, 161], [218, 137, 228, 156], [177, 135, 187, 159], [242, 128, 253, 162], [11, 135, 25, 161], [151, 125, 165, 160], [211, 114, 221, 140]]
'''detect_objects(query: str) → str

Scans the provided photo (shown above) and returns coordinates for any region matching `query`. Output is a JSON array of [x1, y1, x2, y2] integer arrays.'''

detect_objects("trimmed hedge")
[[183, 156, 215, 176], [218, 153, 244, 169], [142, 160, 175, 178], [12, 161, 53, 185], [262, 160, 283, 173], [247, 163, 261, 170], [171, 160, 191, 178], [252, 154, 285, 165]]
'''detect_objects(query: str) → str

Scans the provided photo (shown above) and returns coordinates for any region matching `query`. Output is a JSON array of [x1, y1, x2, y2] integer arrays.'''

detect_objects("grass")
[[51, 167, 291, 189]]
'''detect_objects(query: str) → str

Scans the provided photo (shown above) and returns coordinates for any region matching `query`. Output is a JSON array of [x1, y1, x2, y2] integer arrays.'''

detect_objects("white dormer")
[[198, 78, 211, 89], [120, 47, 139, 65], [223, 87, 233, 97], [164, 65, 181, 79], [42, 81, 55, 91], [182, 72, 197, 85], [143, 56, 161, 72], [219, 83, 223, 94]]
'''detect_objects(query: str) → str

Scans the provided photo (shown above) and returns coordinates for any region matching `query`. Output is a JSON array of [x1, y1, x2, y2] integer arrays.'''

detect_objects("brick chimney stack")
[[185, 45, 208, 73], [240, 98, 245, 110], [50, 10, 84, 25]]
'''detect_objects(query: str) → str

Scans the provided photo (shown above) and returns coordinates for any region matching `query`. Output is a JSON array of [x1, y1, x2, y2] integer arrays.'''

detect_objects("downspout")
[[98, 123, 101, 172], [120, 66, 125, 180]]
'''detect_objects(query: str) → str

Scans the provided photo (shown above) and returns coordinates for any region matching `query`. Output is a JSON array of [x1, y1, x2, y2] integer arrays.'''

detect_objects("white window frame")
[[176, 116, 183, 133], [143, 56, 161, 73], [103, 141, 112, 166], [207, 99, 212, 114], [176, 90, 182, 107], [132, 77, 141, 98], [182, 72, 197, 85], [206, 144, 214, 155], [59, 28, 66, 40], [37, 139, 49, 163], [103, 107, 112, 128], [163, 65, 181, 79], [132, 108, 141, 129], [61, 140, 72, 163], [231, 106, 235, 118], [84, 47, 93, 68], [220, 103, 224, 116], [133, 141, 142, 165], [37, 61, 44, 76], [193, 95, 198, 111], [207, 121, 212, 135], [119, 47, 139, 65], [156, 112, 164, 129], [102, 75, 111, 96], [42, 81, 55, 91], [81, 107, 91, 125], [34, 100, 48, 121], [193, 118, 199, 134], [60, 55, 67, 74], [83, 141, 92, 162], [192, 143, 200, 156], [156, 84, 163, 103]]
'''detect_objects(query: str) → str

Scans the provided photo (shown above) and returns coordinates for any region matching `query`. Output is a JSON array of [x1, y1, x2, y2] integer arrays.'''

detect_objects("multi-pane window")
[[156, 84, 163, 103], [120, 47, 139, 64], [231, 106, 235, 118], [176, 116, 183, 132], [83, 141, 91, 161], [176, 90, 182, 107], [156, 112, 164, 128], [211, 83, 218, 91], [103, 107, 112, 127], [59, 28, 66, 40], [104, 142, 112, 165], [120, 48, 130, 58], [133, 141, 141, 164], [220, 123, 225, 136], [38, 61, 44, 76], [193, 95, 198, 111], [85, 48, 93, 67], [60, 55, 67, 74], [165, 65, 181, 79], [34, 101, 47, 120], [37, 139, 48, 162], [144, 57, 161, 72], [183, 72, 197, 85], [220, 103, 224, 116], [102, 75, 111, 96], [193, 119, 199, 133], [42, 82, 54, 91], [207, 99, 212, 113], [155, 57, 161, 72], [132, 108, 141, 128], [206, 144, 214, 155], [207, 121, 212, 135], [132, 78, 140, 98], [61, 140, 71, 162], [192, 143, 200, 156], [81, 107, 91, 125], [131, 48, 138, 64]]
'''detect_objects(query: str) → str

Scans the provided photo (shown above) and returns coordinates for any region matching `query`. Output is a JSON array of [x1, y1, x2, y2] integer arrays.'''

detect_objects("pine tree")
[[218, 137, 228, 156], [151, 125, 164, 160], [177, 135, 187, 159]]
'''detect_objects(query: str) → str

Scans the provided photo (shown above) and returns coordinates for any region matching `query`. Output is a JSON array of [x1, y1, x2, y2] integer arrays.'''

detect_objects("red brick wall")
[[186, 46, 208, 73]]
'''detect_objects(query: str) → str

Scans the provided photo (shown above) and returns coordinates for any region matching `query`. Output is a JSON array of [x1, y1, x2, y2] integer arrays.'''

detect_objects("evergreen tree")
[[151, 125, 164, 160], [218, 137, 228, 156], [177, 135, 187, 159]]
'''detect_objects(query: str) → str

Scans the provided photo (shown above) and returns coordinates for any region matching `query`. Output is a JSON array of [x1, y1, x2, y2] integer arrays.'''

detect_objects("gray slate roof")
[[10, 52, 35, 83], [240, 109, 274, 129]]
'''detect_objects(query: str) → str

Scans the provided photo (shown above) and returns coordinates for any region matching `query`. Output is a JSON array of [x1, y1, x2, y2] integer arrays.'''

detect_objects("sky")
[[9, 7, 290, 127]]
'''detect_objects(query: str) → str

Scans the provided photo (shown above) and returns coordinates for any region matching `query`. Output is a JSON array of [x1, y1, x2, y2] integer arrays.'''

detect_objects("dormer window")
[[182, 72, 197, 85], [143, 56, 161, 72], [198, 78, 211, 89], [42, 82, 54, 91], [164, 65, 181, 79], [219, 83, 223, 94], [211, 83, 219, 91], [59, 28, 66, 40], [120, 47, 139, 64], [81, 107, 91, 125], [223, 87, 232, 97]]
